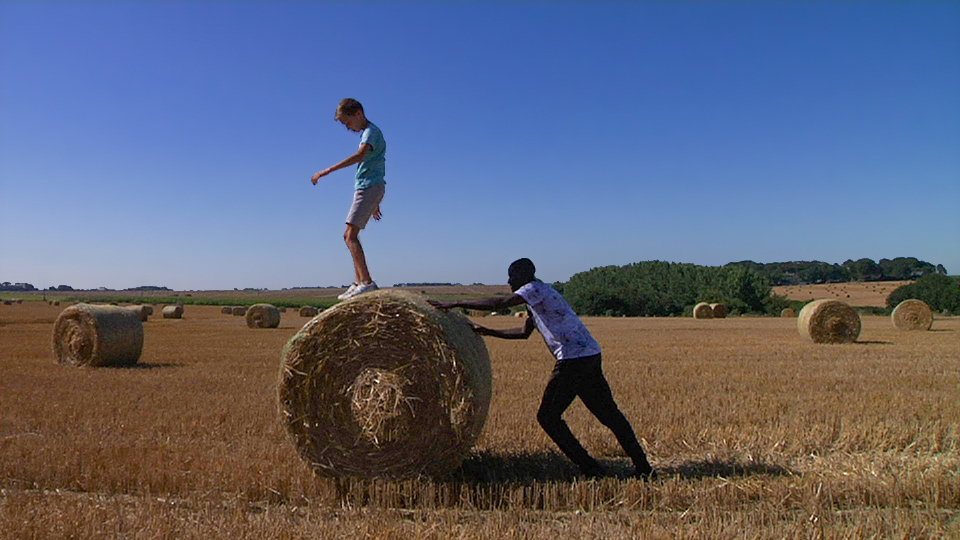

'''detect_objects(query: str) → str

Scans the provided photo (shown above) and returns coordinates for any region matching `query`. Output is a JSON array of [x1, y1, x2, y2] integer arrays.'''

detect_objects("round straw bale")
[[131, 305, 152, 322], [709, 303, 728, 318], [514, 311, 526, 318], [161, 305, 184, 319], [299, 306, 319, 317], [798, 299, 861, 344], [780, 308, 796, 318], [52, 304, 143, 367], [279, 290, 492, 478], [232, 306, 248, 316], [693, 302, 714, 319], [891, 299, 933, 331], [279, 307, 287, 313], [221, 306, 233, 315], [246, 303, 281, 329]]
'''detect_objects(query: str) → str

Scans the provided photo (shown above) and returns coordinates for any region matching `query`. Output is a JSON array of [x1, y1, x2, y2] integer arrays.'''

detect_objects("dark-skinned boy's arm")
[[470, 314, 536, 340], [428, 293, 526, 313]]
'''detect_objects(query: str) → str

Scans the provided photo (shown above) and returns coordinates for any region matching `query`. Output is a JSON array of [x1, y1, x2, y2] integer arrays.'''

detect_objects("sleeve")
[[360, 126, 379, 150], [515, 282, 544, 306]]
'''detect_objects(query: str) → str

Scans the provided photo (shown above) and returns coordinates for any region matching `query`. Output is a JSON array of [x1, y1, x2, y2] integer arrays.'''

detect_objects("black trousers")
[[537, 353, 649, 473]]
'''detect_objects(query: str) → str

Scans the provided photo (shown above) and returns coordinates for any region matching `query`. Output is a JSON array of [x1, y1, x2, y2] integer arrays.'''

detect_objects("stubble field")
[[1, 296, 958, 539]]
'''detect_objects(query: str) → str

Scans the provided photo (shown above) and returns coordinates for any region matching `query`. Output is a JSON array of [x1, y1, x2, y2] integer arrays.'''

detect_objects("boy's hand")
[[311, 169, 330, 185], [373, 205, 382, 221]]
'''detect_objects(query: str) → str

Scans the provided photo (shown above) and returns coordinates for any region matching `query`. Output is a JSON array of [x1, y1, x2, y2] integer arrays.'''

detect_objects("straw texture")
[[161, 305, 184, 319], [246, 303, 281, 329], [278, 290, 492, 478], [693, 302, 714, 319], [891, 299, 933, 331], [798, 299, 861, 344], [52, 304, 143, 367]]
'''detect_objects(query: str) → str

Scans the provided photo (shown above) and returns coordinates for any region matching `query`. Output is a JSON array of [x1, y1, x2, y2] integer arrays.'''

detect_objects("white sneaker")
[[337, 283, 359, 300], [343, 281, 378, 299]]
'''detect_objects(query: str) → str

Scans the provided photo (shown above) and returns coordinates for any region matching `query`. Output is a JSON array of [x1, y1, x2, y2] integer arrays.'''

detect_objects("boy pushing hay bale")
[[891, 299, 933, 331], [52, 304, 143, 367], [278, 290, 491, 478], [798, 299, 861, 344]]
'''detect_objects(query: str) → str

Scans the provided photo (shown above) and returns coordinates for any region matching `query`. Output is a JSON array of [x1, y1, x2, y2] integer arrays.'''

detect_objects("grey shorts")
[[345, 183, 385, 229]]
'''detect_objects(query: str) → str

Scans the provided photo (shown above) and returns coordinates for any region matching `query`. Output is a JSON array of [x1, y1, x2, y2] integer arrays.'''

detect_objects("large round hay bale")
[[52, 304, 143, 367], [798, 299, 861, 344], [279, 290, 492, 478], [693, 302, 714, 319], [780, 308, 796, 318], [221, 306, 233, 315], [891, 299, 933, 331], [131, 305, 152, 322], [709, 303, 728, 318], [299, 306, 319, 317], [246, 303, 281, 329], [161, 305, 184, 319], [232, 306, 248, 316]]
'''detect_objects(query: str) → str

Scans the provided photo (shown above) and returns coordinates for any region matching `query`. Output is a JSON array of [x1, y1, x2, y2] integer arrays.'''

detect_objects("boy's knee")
[[537, 407, 560, 430]]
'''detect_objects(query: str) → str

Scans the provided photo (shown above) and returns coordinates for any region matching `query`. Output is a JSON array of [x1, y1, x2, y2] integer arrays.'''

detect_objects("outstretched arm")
[[469, 315, 536, 340], [312, 143, 371, 184], [429, 294, 534, 340]]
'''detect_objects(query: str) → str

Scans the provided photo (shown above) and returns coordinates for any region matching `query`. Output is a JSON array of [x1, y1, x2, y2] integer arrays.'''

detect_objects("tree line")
[[726, 257, 944, 286]]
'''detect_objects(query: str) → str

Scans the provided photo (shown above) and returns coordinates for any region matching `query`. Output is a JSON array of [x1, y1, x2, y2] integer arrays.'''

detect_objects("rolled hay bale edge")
[[221, 306, 233, 315], [232, 306, 248, 316], [246, 303, 281, 329], [709, 303, 728, 319], [299, 306, 319, 317], [131, 305, 152, 322], [278, 290, 492, 478], [780, 308, 796, 318], [52, 303, 143, 366], [161, 305, 184, 319], [798, 299, 861, 344], [692, 302, 714, 319], [891, 299, 933, 331]]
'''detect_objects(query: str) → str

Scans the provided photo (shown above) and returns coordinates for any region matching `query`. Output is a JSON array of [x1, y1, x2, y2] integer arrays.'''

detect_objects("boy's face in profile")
[[336, 110, 366, 132]]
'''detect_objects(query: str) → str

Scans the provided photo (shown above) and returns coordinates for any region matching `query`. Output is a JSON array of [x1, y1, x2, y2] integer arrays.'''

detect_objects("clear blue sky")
[[1, 1, 957, 291]]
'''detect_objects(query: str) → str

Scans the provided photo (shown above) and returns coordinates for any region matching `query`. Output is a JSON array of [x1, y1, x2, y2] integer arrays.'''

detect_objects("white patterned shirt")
[[515, 281, 601, 361]]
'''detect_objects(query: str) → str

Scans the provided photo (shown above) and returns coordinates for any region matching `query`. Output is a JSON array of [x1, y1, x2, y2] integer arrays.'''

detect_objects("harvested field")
[[1, 300, 958, 538], [774, 281, 910, 307]]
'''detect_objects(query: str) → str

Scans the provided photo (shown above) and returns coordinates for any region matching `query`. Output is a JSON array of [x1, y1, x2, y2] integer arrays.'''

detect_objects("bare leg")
[[344, 224, 372, 284]]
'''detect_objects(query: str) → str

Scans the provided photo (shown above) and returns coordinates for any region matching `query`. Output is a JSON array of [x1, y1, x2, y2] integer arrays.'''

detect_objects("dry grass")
[[774, 281, 911, 307], [1, 301, 958, 538]]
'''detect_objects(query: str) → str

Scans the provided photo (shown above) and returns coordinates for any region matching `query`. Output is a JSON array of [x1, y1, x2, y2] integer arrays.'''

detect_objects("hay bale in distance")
[[161, 305, 184, 319], [131, 305, 152, 322], [221, 306, 233, 315], [52, 304, 143, 366], [693, 302, 714, 319], [246, 303, 281, 329], [232, 306, 248, 316], [279, 290, 492, 478], [299, 306, 319, 317], [709, 303, 728, 318], [798, 299, 861, 344], [891, 299, 933, 331], [514, 311, 526, 318], [780, 308, 796, 318], [279, 307, 287, 313]]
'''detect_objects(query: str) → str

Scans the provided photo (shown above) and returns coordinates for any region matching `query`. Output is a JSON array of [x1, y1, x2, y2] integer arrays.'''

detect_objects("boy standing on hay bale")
[[312, 98, 385, 300], [429, 258, 655, 480]]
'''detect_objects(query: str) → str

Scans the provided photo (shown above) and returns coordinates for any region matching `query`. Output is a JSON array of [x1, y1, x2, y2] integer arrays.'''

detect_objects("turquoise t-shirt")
[[356, 122, 386, 190]]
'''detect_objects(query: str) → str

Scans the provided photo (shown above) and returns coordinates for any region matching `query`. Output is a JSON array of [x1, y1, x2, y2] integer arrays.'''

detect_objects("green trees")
[[561, 261, 772, 316], [887, 274, 960, 314]]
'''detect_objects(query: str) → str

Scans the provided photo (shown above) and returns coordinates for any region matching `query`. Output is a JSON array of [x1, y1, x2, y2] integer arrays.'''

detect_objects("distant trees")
[[887, 274, 960, 314], [726, 257, 942, 285], [560, 261, 772, 316]]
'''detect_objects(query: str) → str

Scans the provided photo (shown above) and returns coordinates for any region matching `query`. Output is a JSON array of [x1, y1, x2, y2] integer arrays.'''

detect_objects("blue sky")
[[1, 1, 957, 291]]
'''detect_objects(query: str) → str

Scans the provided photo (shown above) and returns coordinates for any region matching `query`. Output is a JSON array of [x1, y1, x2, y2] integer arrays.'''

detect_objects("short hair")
[[509, 258, 536, 280], [336, 98, 364, 119]]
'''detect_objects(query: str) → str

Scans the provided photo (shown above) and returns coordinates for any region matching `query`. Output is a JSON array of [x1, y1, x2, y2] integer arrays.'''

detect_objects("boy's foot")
[[634, 464, 657, 481], [337, 283, 359, 300], [343, 281, 378, 299]]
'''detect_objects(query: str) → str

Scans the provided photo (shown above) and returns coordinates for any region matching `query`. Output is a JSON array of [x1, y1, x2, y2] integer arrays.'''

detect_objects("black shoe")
[[634, 463, 657, 480]]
